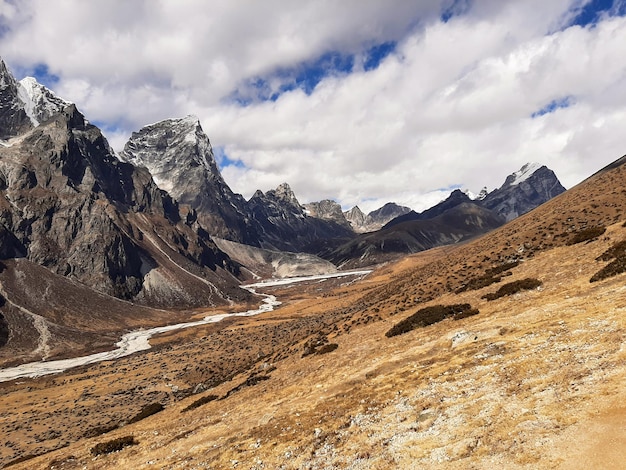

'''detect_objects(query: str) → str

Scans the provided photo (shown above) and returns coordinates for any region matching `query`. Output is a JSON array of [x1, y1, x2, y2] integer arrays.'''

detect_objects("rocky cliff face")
[[480, 163, 566, 221], [0, 60, 33, 140], [121, 118, 354, 252], [248, 183, 353, 252], [344, 202, 411, 233]]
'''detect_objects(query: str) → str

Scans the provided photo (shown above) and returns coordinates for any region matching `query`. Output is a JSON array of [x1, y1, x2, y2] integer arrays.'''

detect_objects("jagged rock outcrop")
[[344, 206, 368, 231], [0, 59, 33, 139], [345, 202, 411, 233], [480, 163, 566, 221], [304, 199, 351, 229], [121, 119, 354, 252], [248, 183, 353, 252]]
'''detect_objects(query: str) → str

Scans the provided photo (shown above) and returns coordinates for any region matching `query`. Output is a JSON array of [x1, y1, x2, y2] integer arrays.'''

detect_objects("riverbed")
[[0, 271, 371, 382]]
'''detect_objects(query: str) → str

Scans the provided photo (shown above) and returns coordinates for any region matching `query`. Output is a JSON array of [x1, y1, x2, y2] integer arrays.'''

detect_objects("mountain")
[[0, 61, 252, 364], [320, 202, 504, 268], [303, 199, 352, 229], [121, 118, 354, 252], [248, 183, 353, 252], [345, 202, 412, 233], [384, 189, 473, 228], [383, 163, 565, 230], [120, 116, 256, 244], [480, 162, 566, 221]]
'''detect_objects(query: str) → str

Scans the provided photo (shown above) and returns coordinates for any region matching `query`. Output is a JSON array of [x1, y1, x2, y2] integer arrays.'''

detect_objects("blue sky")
[[2, 0, 626, 213]]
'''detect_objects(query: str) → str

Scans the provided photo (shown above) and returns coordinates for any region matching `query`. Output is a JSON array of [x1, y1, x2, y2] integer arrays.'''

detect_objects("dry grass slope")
[[2, 157, 626, 469]]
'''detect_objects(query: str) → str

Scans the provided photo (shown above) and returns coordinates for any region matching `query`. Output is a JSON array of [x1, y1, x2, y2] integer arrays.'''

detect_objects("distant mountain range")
[[0, 57, 567, 363]]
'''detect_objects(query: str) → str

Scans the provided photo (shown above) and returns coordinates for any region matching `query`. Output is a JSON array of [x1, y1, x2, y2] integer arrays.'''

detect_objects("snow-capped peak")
[[17, 76, 71, 126], [508, 162, 544, 186]]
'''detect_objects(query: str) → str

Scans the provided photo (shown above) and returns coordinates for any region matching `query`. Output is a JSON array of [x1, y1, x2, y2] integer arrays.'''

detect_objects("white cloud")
[[1, 0, 625, 213]]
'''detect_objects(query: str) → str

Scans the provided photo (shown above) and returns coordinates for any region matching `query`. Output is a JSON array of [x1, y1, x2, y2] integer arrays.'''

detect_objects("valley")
[[1, 158, 626, 468], [0, 56, 625, 469]]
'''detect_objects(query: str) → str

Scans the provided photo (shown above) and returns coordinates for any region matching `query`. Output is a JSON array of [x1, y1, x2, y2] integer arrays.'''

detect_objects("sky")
[[1, 0, 626, 213]]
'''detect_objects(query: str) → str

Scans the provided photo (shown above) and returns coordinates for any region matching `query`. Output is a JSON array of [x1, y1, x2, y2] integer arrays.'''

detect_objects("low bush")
[[482, 278, 542, 301], [386, 304, 479, 338], [181, 394, 219, 413], [316, 343, 339, 355], [456, 261, 519, 293], [84, 424, 118, 439], [591, 240, 626, 282], [91, 436, 137, 456], [590, 257, 626, 282], [567, 226, 606, 245], [596, 239, 626, 261], [128, 402, 164, 424]]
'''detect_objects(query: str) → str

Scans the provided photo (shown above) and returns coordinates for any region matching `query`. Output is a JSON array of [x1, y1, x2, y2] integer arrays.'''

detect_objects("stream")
[[0, 270, 370, 382]]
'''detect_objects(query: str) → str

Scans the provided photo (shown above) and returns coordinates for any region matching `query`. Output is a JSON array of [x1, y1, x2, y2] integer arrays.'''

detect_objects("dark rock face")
[[120, 116, 256, 245], [480, 164, 566, 221], [0, 59, 32, 140], [384, 190, 472, 229], [248, 183, 353, 252], [121, 117, 355, 252]]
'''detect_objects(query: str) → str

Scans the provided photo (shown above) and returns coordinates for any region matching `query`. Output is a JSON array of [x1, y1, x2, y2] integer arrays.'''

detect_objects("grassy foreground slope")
[[4, 156, 626, 469]]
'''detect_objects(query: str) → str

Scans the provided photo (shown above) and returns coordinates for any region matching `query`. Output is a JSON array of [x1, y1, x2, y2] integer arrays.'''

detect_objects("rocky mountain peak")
[[481, 162, 566, 221], [502, 162, 544, 187], [271, 182, 302, 208], [17, 76, 71, 126], [120, 115, 254, 243], [303, 199, 351, 228], [0, 58, 32, 140]]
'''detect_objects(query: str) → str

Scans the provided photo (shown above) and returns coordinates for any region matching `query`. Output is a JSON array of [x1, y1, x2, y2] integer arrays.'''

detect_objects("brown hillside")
[[2, 156, 626, 469]]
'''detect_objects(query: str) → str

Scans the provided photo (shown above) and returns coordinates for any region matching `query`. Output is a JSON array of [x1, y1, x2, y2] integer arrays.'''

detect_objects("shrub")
[[596, 239, 626, 261], [91, 436, 137, 456], [590, 241, 626, 282], [84, 424, 118, 439], [316, 343, 339, 355], [567, 226, 606, 245], [590, 257, 626, 282], [128, 403, 164, 424], [482, 278, 542, 301], [181, 394, 219, 413], [386, 304, 479, 338], [456, 261, 519, 293]]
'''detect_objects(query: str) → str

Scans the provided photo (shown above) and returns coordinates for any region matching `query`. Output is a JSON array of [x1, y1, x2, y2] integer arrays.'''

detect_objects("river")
[[0, 270, 371, 382]]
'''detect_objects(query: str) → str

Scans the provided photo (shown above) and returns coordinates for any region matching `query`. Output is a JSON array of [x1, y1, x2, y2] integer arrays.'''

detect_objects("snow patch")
[[17, 77, 70, 126], [509, 162, 543, 186]]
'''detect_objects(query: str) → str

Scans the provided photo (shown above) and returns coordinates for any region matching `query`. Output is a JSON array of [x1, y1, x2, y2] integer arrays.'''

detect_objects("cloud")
[[1, 0, 626, 213]]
